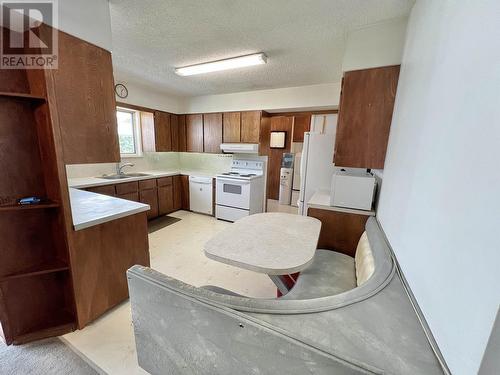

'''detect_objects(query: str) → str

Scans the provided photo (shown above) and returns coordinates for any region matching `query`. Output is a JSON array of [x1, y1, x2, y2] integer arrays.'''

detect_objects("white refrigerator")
[[298, 114, 338, 215]]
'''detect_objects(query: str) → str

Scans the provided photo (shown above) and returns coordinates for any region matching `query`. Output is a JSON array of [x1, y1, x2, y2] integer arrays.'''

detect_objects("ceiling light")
[[174, 53, 267, 76]]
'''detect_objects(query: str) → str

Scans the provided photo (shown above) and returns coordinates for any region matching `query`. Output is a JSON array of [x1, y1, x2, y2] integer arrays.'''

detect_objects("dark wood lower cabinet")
[[69, 212, 149, 328], [139, 188, 159, 220], [180, 175, 190, 210], [158, 184, 174, 215], [173, 175, 182, 211], [117, 192, 139, 202], [87, 184, 116, 196], [307, 208, 371, 257]]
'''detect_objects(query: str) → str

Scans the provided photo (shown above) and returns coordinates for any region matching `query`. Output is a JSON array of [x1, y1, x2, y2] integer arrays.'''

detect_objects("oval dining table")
[[204, 212, 322, 294]]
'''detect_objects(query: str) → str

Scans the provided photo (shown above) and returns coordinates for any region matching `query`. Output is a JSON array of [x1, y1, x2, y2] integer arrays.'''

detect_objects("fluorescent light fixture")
[[175, 53, 267, 76]]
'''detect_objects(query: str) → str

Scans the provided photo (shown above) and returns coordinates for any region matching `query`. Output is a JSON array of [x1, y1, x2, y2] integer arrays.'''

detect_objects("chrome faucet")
[[116, 162, 134, 175]]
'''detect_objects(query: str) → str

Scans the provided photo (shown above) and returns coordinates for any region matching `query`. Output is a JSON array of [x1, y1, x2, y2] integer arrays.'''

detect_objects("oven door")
[[216, 178, 251, 210]]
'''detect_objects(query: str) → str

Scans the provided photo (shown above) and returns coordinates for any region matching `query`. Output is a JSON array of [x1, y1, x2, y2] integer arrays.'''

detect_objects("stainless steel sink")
[[98, 173, 151, 180]]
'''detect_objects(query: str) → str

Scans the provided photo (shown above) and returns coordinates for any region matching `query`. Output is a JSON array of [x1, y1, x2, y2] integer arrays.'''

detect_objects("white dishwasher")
[[189, 176, 213, 215]]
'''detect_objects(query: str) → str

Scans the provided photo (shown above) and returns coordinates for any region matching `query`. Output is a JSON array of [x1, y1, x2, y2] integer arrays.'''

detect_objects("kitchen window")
[[116, 108, 142, 157]]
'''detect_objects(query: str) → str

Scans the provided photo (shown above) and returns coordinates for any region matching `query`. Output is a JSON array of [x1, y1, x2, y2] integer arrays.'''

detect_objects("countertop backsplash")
[[65, 152, 232, 179]]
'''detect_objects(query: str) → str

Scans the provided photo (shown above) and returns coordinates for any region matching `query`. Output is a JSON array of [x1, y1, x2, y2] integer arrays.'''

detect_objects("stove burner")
[[239, 174, 257, 177], [222, 172, 239, 175]]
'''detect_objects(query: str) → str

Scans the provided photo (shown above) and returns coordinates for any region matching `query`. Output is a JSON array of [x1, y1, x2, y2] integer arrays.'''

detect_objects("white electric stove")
[[215, 160, 265, 222]]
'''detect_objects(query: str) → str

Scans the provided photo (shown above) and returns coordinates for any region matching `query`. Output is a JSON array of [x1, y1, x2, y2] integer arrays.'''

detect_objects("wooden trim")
[[268, 109, 338, 117]]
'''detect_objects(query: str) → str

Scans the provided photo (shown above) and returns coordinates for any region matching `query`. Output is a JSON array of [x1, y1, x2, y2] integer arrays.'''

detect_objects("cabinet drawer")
[[157, 176, 173, 187], [117, 192, 139, 202], [115, 181, 139, 195], [139, 179, 157, 191], [87, 184, 116, 196]]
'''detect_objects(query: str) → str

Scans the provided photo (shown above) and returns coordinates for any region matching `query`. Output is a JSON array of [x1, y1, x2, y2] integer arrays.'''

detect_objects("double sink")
[[98, 172, 152, 180]]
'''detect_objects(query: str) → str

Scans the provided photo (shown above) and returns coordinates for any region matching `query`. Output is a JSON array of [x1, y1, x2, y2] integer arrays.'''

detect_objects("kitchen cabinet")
[[203, 113, 223, 153], [170, 114, 179, 152], [334, 65, 400, 169], [115, 181, 139, 202], [51, 31, 119, 164], [292, 114, 311, 142], [307, 208, 370, 257], [223, 112, 241, 143], [173, 175, 183, 211], [87, 185, 116, 196], [139, 180, 159, 219], [157, 177, 174, 215], [241, 111, 261, 143], [153, 111, 172, 152], [181, 175, 190, 210], [178, 115, 187, 152], [186, 114, 204, 153]]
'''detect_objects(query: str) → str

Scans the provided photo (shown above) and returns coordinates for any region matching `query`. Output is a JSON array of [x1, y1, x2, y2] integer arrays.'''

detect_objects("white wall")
[[58, 0, 112, 50], [184, 83, 340, 114], [342, 17, 407, 72], [114, 79, 186, 114], [377, 1, 500, 374]]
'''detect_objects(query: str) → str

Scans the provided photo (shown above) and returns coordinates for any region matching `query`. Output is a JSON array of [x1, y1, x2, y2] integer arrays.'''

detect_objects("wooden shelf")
[[12, 320, 74, 345], [0, 91, 46, 102], [0, 261, 69, 282], [0, 201, 59, 212]]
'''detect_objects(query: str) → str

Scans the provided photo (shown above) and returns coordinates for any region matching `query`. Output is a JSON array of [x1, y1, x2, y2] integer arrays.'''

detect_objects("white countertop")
[[68, 169, 219, 189], [69, 188, 150, 231], [204, 213, 322, 275], [308, 190, 376, 216]]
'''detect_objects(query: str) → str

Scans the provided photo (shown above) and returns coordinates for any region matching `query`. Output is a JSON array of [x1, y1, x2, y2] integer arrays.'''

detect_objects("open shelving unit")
[[0, 64, 76, 345]]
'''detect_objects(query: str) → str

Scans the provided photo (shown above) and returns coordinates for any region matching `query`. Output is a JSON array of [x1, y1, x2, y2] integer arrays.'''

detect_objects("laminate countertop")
[[68, 170, 219, 189], [69, 188, 150, 231], [308, 190, 376, 216]]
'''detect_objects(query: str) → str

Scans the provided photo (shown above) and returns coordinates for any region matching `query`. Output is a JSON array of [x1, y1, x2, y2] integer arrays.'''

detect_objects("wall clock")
[[114, 83, 128, 99]]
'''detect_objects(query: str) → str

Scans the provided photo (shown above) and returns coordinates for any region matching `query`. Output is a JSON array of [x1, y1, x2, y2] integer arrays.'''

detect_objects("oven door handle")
[[216, 178, 251, 185]]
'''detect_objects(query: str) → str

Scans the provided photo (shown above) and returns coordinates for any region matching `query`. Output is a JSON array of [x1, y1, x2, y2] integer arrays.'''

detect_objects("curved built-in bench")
[[127, 218, 444, 375]]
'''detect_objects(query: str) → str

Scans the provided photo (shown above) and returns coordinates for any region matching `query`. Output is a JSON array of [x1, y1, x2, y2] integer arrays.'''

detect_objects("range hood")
[[220, 143, 259, 154]]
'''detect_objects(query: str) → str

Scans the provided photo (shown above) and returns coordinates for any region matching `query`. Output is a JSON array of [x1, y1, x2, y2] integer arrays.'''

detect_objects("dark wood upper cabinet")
[[334, 65, 400, 169], [170, 114, 179, 152], [154, 111, 172, 152], [223, 112, 241, 143], [140, 112, 156, 153], [241, 111, 261, 143], [51, 31, 119, 164], [203, 113, 223, 153], [178, 115, 187, 152], [186, 114, 204, 153], [292, 115, 311, 142]]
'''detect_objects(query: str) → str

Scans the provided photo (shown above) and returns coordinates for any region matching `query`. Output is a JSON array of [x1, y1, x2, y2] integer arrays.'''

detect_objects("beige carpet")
[[0, 337, 98, 375]]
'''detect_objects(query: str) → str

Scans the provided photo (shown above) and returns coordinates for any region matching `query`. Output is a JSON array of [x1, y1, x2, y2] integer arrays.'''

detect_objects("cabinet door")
[[173, 175, 182, 211], [223, 112, 241, 143], [241, 111, 261, 143], [171, 114, 179, 152], [139, 188, 159, 219], [186, 114, 203, 152], [292, 115, 311, 142], [51, 31, 119, 164], [87, 184, 116, 196], [140, 112, 156, 152], [203, 113, 223, 153], [181, 175, 190, 210], [154, 111, 172, 152], [178, 115, 187, 152], [158, 185, 174, 215], [334, 65, 400, 169]]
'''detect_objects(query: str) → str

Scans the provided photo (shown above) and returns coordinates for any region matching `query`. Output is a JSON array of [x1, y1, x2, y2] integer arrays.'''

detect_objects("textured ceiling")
[[109, 0, 414, 97]]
